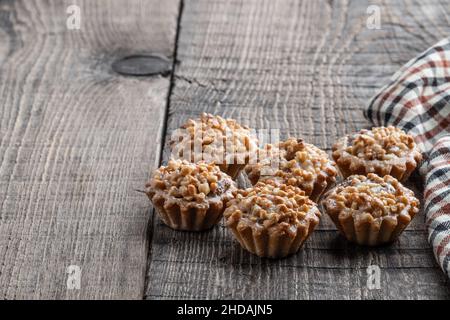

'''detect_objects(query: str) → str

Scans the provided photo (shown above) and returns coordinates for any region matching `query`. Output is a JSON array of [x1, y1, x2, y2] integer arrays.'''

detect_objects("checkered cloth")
[[365, 38, 450, 278]]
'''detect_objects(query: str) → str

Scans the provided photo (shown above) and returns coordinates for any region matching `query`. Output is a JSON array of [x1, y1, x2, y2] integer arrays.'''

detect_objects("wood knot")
[[112, 54, 171, 76]]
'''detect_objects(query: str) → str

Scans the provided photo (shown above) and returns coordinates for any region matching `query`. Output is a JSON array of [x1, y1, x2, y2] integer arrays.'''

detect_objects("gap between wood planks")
[[142, 0, 185, 299]]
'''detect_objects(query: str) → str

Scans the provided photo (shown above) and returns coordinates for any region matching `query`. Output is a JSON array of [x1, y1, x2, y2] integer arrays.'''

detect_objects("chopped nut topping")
[[170, 113, 258, 165], [148, 159, 235, 202], [346, 126, 416, 161], [323, 173, 419, 219], [224, 182, 319, 227], [332, 126, 422, 181], [245, 138, 337, 199]]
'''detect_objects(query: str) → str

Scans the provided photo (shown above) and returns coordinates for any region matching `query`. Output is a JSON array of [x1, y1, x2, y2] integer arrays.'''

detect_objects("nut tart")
[[322, 173, 419, 246], [146, 159, 237, 231], [169, 113, 258, 179], [224, 182, 320, 258]]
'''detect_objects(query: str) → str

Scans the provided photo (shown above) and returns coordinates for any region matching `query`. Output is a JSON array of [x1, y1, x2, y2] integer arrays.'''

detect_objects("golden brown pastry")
[[332, 126, 422, 181], [245, 138, 337, 202], [169, 113, 258, 179], [322, 173, 420, 246], [146, 159, 237, 231], [224, 182, 320, 258]]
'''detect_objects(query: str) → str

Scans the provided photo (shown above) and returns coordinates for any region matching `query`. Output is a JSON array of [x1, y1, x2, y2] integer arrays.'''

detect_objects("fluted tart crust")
[[146, 159, 237, 231], [332, 126, 422, 181], [245, 138, 337, 202], [224, 182, 320, 258], [322, 173, 419, 246], [169, 113, 258, 179]]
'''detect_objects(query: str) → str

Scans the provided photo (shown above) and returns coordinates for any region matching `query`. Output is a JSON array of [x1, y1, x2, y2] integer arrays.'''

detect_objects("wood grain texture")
[[0, 0, 179, 299], [145, 0, 450, 299]]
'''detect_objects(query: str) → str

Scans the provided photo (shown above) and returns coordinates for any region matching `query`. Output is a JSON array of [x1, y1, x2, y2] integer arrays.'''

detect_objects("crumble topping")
[[323, 173, 419, 218], [276, 138, 335, 183], [246, 138, 337, 196], [346, 126, 416, 161], [170, 113, 258, 164], [147, 159, 235, 202], [224, 182, 319, 227]]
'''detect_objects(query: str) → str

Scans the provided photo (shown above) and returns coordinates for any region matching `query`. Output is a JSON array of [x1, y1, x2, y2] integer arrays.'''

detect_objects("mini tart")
[[332, 126, 422, 181], [169, 113, 258, 179], [224, 182, 321, 258], [145, 159, 237, 231], [322, 173, 419, 246], [244, 138, 337, 202]]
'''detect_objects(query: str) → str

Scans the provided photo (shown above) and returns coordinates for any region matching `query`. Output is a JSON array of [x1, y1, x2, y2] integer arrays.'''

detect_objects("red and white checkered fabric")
[[366, 38, 450, 278]]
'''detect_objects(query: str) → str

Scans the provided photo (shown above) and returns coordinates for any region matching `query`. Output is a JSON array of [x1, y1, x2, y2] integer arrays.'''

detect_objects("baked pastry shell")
[[147, 190, 234, 231], [326, 208, 416, 246], [225, 207, 321, 258]]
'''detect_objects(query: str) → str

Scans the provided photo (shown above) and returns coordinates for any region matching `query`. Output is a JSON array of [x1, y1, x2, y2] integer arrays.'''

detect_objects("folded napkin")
[[365, 38, 450, 278]]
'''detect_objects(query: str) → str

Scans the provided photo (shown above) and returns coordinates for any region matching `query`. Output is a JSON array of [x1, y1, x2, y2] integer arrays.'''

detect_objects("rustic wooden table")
[[0, 0, 449, 300]]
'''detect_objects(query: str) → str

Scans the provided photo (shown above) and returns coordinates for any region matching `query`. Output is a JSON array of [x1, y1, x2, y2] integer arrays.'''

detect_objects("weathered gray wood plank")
[[145, 0, 450, 299], [0, 0, 179, 299]]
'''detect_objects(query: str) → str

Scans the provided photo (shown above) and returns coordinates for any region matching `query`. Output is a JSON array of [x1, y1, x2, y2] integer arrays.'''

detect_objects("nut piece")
[[198, 183, 210, 195]]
